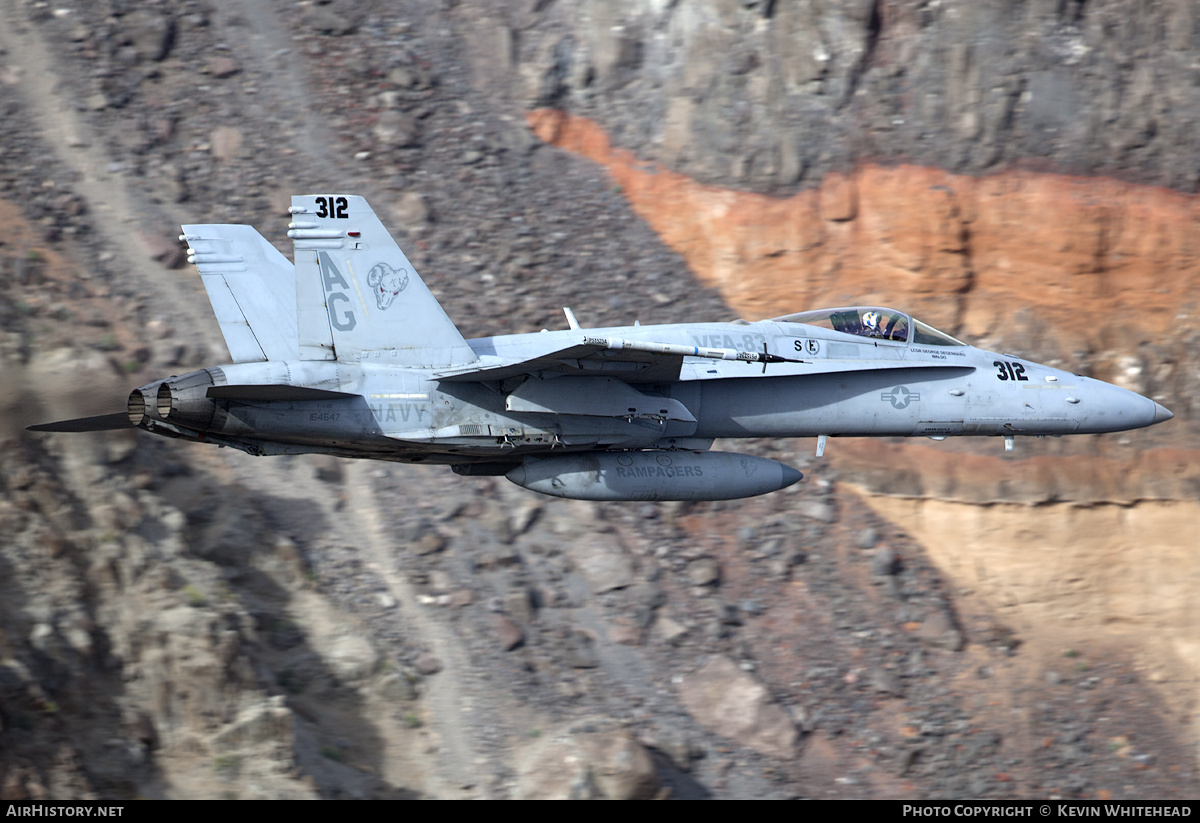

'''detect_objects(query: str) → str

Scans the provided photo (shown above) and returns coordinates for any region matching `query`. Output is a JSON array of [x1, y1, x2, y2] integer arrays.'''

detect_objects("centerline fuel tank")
[[506, 450, 802, 501]]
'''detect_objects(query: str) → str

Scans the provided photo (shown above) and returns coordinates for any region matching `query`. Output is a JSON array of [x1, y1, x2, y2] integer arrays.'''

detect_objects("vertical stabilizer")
[[288, 195, 478, 366], [182, 224, 299, 363]]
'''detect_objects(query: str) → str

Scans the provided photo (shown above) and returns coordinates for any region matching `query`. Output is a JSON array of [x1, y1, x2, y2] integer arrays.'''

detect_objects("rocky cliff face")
[[528, 110, 1197, 406], [488, 0, 1200, 192], [479, 0, 1200, 439], [497, 0, 1200, 773], [524, 102, 1200, 788]]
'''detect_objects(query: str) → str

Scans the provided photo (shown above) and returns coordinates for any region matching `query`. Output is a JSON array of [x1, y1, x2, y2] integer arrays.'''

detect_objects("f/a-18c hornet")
[[30, 195, 1174, 501]]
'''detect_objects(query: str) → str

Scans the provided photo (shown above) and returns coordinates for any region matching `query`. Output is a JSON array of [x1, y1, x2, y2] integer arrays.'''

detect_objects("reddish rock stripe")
[[527, 109, 1196, 350]]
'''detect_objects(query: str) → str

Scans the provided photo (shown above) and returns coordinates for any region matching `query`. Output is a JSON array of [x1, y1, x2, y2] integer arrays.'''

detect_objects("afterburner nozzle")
[[144, 369, 220, 431], [127, 388, 152, 427]]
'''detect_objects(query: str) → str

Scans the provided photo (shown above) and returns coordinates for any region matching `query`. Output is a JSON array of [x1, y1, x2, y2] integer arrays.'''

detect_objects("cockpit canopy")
[[772, 307, 965, 347]]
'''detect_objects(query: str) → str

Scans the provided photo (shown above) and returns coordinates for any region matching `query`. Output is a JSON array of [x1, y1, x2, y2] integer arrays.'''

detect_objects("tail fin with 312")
[[288, 194, 478, 367]]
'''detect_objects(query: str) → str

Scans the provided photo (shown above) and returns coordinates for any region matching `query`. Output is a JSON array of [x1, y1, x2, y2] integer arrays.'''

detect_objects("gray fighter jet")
[[30, 195, 1174, 501]]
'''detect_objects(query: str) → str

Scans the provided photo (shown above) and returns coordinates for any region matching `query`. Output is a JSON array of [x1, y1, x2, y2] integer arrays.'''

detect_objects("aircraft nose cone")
[[1077, 380, 1174, 433]]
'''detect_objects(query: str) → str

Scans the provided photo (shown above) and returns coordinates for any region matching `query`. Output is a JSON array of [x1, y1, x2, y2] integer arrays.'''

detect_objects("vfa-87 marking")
[[28, 195, 1174, 501], [692, 332, 767, 351]]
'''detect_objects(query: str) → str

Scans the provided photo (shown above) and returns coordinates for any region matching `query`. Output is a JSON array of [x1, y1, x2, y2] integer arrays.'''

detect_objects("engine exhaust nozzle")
[[127, 388, 151, 427]]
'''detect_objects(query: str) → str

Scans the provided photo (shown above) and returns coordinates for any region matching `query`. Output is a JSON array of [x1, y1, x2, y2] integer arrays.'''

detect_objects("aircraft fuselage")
[[132, 318, 1167, 464]]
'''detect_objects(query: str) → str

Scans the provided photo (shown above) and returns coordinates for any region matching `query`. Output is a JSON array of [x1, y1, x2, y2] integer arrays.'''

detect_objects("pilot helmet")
[[862, 310, 882, 331]]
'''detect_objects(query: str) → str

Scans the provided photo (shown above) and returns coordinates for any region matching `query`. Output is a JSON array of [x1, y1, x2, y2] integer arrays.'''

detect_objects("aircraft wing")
[[433, 333, 799, 383], [435, 334, 974, 384], [434, 340, 686, 384]]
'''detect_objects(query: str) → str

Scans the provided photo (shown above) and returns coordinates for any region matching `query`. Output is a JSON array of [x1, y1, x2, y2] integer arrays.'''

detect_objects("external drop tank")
[[506, 450, 802, 501]]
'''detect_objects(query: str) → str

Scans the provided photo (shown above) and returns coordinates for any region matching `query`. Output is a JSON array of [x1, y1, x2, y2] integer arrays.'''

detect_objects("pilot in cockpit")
[[861, 310, 884, 337], [862, 309, 908, 342]]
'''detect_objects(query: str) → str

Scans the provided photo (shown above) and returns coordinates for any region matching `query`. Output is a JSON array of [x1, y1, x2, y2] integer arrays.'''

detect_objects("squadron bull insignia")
[[367, 261, 409, 310]]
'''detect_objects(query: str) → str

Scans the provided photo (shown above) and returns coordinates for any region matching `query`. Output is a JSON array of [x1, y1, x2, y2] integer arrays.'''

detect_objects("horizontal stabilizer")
[[27, 412, 132, 433], [206, 385, 358, 402]]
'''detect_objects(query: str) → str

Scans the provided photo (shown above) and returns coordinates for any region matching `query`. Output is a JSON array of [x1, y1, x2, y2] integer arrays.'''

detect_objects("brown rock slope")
[[528, 109, 1197, 344], [530, 108, 1200, 751]]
